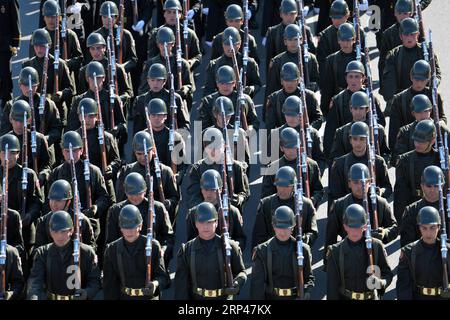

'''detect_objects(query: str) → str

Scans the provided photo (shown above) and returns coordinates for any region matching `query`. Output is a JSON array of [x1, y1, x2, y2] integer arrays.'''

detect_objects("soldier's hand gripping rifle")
[[117, 0, 124, 64], [0, 144, 9, 300], [39, 44, 49, 134], [80, 106, 93, 208], [220, 99, 235, 197], [106, 35, 117, 129], [182, 0, 189, 60], [29, 75, 39, 173], [296, 32, 313, 157], [437, 175, 450, 294], [144, 152, 155, 289], [131, 0, 143, 36], [361, 171, 379, 300], [297, 94, 311, 198], [21, 112, 28, 222], [61, 0, 68, 60], [54, 6, 60, 94], [242, 0, 249, 88], [92, 73, 109, 175], [214, 175, 234, 291], [69, 143, 82, 297], [144, 106, 166, 203], [295, 135, 305, 299], [353, 0, 361, 61], [296, 0, 310, 84]]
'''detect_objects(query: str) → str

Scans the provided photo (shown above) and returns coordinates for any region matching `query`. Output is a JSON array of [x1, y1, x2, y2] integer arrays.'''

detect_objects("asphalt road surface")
[[14, 0, 450, 300]]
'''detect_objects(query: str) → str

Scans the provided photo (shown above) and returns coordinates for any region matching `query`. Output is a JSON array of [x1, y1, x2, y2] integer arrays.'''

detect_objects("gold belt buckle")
[[132, 288, 143, 297], [351, 292, 363, 300], [204, 289, 217, 298]]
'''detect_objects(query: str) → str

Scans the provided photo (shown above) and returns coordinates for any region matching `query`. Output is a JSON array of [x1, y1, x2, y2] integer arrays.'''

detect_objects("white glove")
[[261, 37, 267, 46], [205, 40, 212, 47], [314, 7, 320, 14], [359, 0, 369, 12], [132, 20, 145, 31], [187, 9, 195, 20], [303, 6, 309, 17], [246, 9, 252, 20], [202, 7, 209, 15], [69, 2, 82, 14]]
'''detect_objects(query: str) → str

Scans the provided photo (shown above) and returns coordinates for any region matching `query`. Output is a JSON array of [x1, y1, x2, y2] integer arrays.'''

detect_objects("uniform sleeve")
[[197, 96, 214, 130], [303, 201, 318, 246], [66, 30, 84, 71], [203, 61, 216, 97], [399, 206, 418, 247], [306, 90, 323, 129], [394, 157, 412, 223], [376, 157, 392, 199], [152, 240, 171, 291], [329, 128, 345, 164], [396, 248, 414, 300], [379, 199, 398, 244], [45, 100, 63, 147], [187, 29, 202, 70], [155, 203, 175, 253], [174, 244, 191, 299], [303, 244, 315, 291], [377, 242, 393, 289], [10, 0, 20, 48], [249, 247, 266, 300], [388, 94, 403, 150], [325, 201, 341, 261], [326, 248, 342, 300], [245, 58, 261, 96], [27, 170, 44, 223], [309, 161, 324, 208], [27, 249, 47, 300], [84, 248, 102, 299], [231, 207, 246, 252], [0, 100, 12, 135], [102, 244, 121, 300], [123, 31, 138, 73], [7, 247, 25, 300], [60, 61, 76, 101], [186, 165, 203, 209], [92, 167, 112, 219], [251, 200, 270, 250], [231, 242, 247, 289], [380, 50, 398, 101]]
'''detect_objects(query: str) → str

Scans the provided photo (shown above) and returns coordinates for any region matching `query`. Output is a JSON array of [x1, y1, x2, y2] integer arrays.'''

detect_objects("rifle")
[[220, 99, 235, 197], [131, 0, 139, 31], [361, 171, 379, 300], [0, 144, 9, 300], [106, 35, 117, 129], [295, 135, 305, 299], [296, 32, 312, 158], [297, 93, 311, 198], [92, 73, 108, 174], [437, 175, 450, 292], [175, 8, 183, 90], [366, 138, 379, 230], [144, 106, 166, 203], [61, 0, 68, 60], [80, 106, 93, 209], [296, 0, 310, 84], [21, 112, 28, 221], [28, 75, 39, 173], [143, 140, 155, 288], [413, 0, 428, 61], [353, 0, 361, 61], [182, 0, 189, 60], [117, 0, 124, 64], [214, 175, 234, 290], [242, 0, 249, 88], [68, 143, 82, 297], [54, 6, 60, 94], [39, 44, 49, 134]]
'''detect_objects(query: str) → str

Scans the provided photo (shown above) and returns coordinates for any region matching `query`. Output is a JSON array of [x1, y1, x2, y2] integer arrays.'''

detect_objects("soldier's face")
[[196, 220, 218, 240], [395, 11, 412, 23], [89, 45, 106, 60], [201, 188, 219, 204], [50, 229, 74, 247], [127, 193, 145, 205], [0, 151, 19, 168], [331, 16, 348, 28], [411, 78, 428, 91], [346, 73, 364, 91], [101, 15, 117, 29], [280, 12, 297, 25], [350, 107, 368, 122], [338, 39, 355, 53], [285, 114, 300, 127], [213, 113, 231, 128], [88, 76, 105, 91], [148, 78, 166, 92], [421, 183, 440, 203], [217, 82, 235, 95], [281, 79, 299, 93], [226, 19, 243, 30], [400, 33, 419, 48], [135, 150, 153, 166], [284, 38, 300, 53], [282, 147, 297, 161], [121, 225, 142, 243], [204, 145, 224, 162], [79, 113, 98, 129], [164, 9, 181, 25], [50, 199, 70, 212], [44, 16, 57, 30], [348, 180, 370, 199], [412, 110, 431, 122], [34, 45, 47, 58], [222, 43, 241, 58], [63, 148, 83, 163], [414, 139, 434, 153], [419, 224, 440, 244], [158, 42, 175, 56], [10, 119, 25, 135], [276, 185, 294, 200], [274, 227, 293, 241], [19, 83, 38, 96], [350, 136, 367, 156], [343, 224, 365, 242], [150, 114, 167, 129]]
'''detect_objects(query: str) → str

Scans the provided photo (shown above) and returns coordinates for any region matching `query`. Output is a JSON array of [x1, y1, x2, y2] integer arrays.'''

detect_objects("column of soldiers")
[[1, 0, 449, 302]]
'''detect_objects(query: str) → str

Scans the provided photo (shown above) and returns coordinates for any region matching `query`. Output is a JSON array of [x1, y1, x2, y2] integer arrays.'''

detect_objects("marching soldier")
[[147, 0, 202, 70], [264, 0, 316, 74], [116, 131, 179, 223], [139, 27, 195, 111], [132, 63, 190, 134], [204, 27, 261, 98], [250, 205, 315, 300], [261, 127, 324, 208], [0, 242, 24, 300], [399, 166, 449, 247], [328, 122, 392, 208], [380, 18, 441, 105], [78, 32, 133, 100], [198, 65, 259, 132], [394, 119, 440, 225], [35, 179, 95, 250], [391, 94, 449, 166], [389, 60, 446, 148], [266, 23, 319, 101], [186, 169, 246, 250], [323, 61, 385, 155], [326, 163, 398, 262], [326, 203, 393, 300], [397, 206, 450, 300], [0, 0, 20, 108], [252, 166, 318, 249], [210, 4, 260, 64], [27, 210, 101, 300], [105, 172, 174, 265], [265, 62, 322, 129], [24, 28, 75, 128], [174, 202, 247, 300], [329, 91, 390, 164], [0, 183, 24, 250], [103, 204, 170, 300], [1, 67, 62, 167], [187, 127, 250, 212]]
